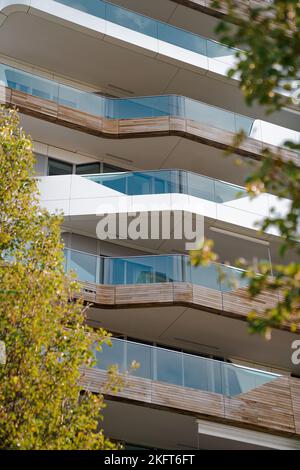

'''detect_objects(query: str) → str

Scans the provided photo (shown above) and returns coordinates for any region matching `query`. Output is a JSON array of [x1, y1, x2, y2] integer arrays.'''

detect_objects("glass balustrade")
[[64, 248, 248, 292], [95, 337, 278, 396], [85, 169, 247, 204], [0, 62, 297, 147], [85, 168, 273, 220], [56, 0, 235, 62]]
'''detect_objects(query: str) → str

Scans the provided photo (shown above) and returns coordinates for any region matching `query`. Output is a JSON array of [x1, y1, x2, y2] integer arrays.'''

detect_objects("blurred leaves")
[[0, 108, 120, 450], [191, 1, 300, 337]]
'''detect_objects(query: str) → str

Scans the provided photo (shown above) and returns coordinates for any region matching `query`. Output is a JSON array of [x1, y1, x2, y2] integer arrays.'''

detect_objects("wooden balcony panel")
[[102, 118, 119, 136], [96, 284, 116, 305], [186, 119, 234, 149], [192, 284, 223, 311], [222, 287, 278, 318], [77, 280, 300, 333], [57, 104, 103, 134], [80, 367, 300, 437], [151, 380, 224, 418], [81, 368, 152, 404], [172, 282, 193, 303], [118, 116, 171, 137], [77, 281, 97, 304], [290, 377, 300, 435], [169, 116, 187, 134], [224, 376, 297, 435], [115, 283, 174, 306], [10, 89, 58, 122]]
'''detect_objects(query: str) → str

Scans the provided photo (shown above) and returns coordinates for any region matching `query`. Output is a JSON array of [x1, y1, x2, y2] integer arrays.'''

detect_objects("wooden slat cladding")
[[192, 284, 223, 311], [79, 367, 300, 438], [290, 377, 300, 435], [224, 376, 295, 435], [222, 287, 279, 318], [96, 285, 115, 305], [79, 281, 298, 332], [115, 283, 174, 305], [1, 85, 298, 164]]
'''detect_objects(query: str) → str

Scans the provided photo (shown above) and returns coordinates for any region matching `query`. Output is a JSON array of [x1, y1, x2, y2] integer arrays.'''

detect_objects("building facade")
[[1, 0, 300, 450]]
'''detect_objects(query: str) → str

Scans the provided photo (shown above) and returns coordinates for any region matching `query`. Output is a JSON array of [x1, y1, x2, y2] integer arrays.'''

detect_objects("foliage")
[[0, 107, 119, 449], [192, 1, 300, 337]]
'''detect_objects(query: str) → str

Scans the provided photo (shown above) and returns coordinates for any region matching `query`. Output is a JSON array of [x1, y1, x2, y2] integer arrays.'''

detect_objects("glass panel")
[[106, 2, 158, 38], [69, 250, 97, 282], [76, 162, 101, 175], [222, 363, 275, 396], [115, 96, 171, 119], [220, 265, 249, 292], [184, 355, 223, 394], [103, 256, 181, 285], [103, 257, 126, 284], [98, 173, 127, 193], [156, 348, 183, 386], [48, 158, 73, 176], [57, 0, 106, 18], [215, 180, 246, 204], [235, 114, 255, 135], [125, 257, 154, 284], [189, 262, 221, 290], [127, 342, 152, 379], [96, 338, 125, 371], [153, 255, 179, 283], [186, 172, 215, 201], [206, 40, 235, 64], [158, 22, 206, 55], [126, 172, 153, 196], [58, 84, 104, 116], [185, 98, 236, 132], [4, 67, 58, 101]]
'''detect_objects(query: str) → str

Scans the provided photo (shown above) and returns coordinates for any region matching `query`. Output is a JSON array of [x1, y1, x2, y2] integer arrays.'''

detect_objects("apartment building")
[[1, 0, 300, 450]]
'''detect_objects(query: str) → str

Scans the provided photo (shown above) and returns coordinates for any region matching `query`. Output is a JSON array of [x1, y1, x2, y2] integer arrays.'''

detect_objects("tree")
[[0, 107, 119, 450], [192, 0, 300, 337]]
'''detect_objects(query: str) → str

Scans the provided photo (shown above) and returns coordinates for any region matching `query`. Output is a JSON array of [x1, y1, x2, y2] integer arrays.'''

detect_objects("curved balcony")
[[1, 62, 299, 150], [64, 248, 249, 292], [96, 337, 279, 397], [39, 168, 289, 238], [55, 0, 236, 64]]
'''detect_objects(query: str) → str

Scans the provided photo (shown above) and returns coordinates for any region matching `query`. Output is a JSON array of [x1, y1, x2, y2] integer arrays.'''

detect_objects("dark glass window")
[[76, 162, 101, 175], [103, 163, 127, 173], [48, 158, 73, 176]]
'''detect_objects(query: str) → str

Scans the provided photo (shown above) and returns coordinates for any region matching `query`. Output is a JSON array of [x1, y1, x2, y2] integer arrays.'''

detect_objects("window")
[[103, 163, 127, 173], [48, 158, 73, 176], [76, 162, 101, 175]]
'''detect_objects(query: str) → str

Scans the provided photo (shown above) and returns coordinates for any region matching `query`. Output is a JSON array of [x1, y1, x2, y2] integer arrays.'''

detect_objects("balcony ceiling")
[[87, 304, 300, 375], [0, 10, 298, 131], [102, 400, 266, 450]]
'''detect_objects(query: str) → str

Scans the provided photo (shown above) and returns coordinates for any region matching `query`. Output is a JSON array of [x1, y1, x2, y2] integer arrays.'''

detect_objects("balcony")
[[64, 248, 248, 292], [96, 337, 279, 396], [81, 336, 300, 442], [54, 0, 236, 68], [39, 168, 289, 238], [1, 62, 299, 154]]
